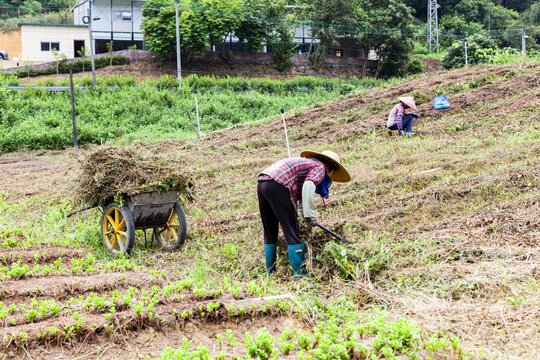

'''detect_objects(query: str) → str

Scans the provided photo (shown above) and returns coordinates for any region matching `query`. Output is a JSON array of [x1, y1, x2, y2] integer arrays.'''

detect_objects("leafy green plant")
[[226, 329, 237, 348], [407, 58, 424, 74], [244, 328, 277, 360], [7, 261, 29, 279], [106, 41, 114, 66], [157, 338, 211, 360], [278, 328, 297, 355]]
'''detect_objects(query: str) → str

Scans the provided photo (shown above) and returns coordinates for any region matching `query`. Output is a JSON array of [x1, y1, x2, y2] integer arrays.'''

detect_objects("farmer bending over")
[[387, 96, 419, 136], [257, 150, 351, 277]]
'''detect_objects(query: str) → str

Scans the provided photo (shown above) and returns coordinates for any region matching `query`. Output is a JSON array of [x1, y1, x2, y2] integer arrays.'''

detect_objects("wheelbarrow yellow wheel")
[[154, 201, 187, 250], [101, 202, 135, 255]]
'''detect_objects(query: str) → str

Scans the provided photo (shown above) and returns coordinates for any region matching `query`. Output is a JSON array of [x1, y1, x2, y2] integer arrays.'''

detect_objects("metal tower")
[[427, 0, 440, 53]]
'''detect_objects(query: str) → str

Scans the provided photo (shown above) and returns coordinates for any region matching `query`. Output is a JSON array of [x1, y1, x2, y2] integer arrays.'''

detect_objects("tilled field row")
[[1, 271, 158, 302], [0, 295, 293, 353], [0, 249, 85, 266]]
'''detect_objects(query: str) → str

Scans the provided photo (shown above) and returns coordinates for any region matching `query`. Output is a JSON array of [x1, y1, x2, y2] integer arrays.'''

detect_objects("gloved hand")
[[412, 113, 419, 118], [305, 217, 317, 236]]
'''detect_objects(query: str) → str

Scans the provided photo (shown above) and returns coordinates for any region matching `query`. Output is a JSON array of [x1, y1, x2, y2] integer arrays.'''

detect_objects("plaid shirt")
[[258, 157, 325, 210]]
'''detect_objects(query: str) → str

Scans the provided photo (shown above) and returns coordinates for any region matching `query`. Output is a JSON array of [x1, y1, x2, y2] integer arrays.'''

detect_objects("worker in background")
[[387, 96, 419, 136], [257, 150, 351, 278]]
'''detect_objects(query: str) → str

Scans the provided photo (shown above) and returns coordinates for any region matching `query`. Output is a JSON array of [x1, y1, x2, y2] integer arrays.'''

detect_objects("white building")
[[20, 23, 90, 62], [72, 0, 145, 53]]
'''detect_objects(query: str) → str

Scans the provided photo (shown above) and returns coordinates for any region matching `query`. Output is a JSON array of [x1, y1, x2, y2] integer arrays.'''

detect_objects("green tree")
[[235, 0, 286, 52], [51, 48, 67, 75], [268, 25, 298, 72], [142, 0, 208, 63], [442, 34, 497, 69], [358, 0, 415, 78], [506, 2, 540, 51], [234, 0, 269, 51], [239, 0, 298, 72], [298, 0, 366, 68], [142, 0, 243, 64], [0, 0, 41, 19], [439, 14, 483, 47], [76, 46, 89, 72], [202, 0, 244, 63], [106, 41, 114, 66], [483, 3, 518, 31]]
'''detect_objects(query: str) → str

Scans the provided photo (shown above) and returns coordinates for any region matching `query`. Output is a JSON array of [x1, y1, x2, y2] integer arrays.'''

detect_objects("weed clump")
[[300, 225, 392, 281], [76, 145, 194, 207]]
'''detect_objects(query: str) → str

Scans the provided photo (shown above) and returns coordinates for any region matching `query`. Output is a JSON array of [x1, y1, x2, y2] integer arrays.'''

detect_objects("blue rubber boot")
[[264, 244, 277, 274], [287, 243, 308, 278]]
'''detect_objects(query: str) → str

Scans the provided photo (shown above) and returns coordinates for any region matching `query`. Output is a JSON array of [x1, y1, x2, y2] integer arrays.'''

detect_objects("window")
[[114, 10, 131, 21], [40, 42, 60, 51]]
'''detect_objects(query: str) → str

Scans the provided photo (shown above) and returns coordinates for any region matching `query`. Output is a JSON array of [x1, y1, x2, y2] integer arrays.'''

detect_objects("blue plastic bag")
[[433, 95, 451, 110]]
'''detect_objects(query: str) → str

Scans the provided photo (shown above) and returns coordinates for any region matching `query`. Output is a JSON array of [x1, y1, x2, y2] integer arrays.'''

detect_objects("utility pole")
[[522, 26, 528, 57], [88, 1, 97, 88], [175, 0, 182, 91], [280, 108, 291, 158], [464, 37, 468, 68], [194, 89, 200, 136], [427, 0, 440, 54], [69, 64, 79, 154]]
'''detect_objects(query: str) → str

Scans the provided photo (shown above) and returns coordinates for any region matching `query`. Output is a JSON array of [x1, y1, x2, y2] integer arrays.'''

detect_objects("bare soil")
[[18, 55, 441, 85]]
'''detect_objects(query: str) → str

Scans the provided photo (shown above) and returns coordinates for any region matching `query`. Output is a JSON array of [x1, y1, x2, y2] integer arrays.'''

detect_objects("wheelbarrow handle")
[[314, 222, 352, 245], [66, 205, 97, 218]]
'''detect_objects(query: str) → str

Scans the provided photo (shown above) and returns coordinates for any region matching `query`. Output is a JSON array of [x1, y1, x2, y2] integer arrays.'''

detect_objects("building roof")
[[19, 23, 88, 28], [72, 0, 145, 9], [72, 0, 90, 8]]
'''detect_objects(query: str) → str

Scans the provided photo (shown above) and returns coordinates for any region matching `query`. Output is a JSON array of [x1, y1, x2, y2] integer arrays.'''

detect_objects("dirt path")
[[0, 153, 75, 198]]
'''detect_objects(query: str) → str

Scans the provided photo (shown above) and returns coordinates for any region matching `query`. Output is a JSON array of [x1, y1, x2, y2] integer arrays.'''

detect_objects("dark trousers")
[[388, 115, 413, 133], [257, 180, 301, 246]]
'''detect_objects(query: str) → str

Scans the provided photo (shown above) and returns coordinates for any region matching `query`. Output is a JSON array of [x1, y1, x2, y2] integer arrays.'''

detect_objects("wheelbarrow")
[[100, 190, 187, 255]]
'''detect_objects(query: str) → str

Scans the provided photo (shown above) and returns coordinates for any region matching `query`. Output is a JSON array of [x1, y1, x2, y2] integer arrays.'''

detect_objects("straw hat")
[[300, 150, 351, 183], [398, 96, 417, 111]]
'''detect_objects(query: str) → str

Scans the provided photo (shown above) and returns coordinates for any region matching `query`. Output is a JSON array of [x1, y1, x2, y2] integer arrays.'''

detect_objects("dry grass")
[[76, 145, 194, 207], [171, 62, 540, 357]]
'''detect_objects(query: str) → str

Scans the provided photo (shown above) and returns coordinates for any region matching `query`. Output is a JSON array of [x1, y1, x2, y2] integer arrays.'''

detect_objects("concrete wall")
[[4, 49, 148, 72], [189, 52, 377, 68], [0, 30, 22, 61], [21, 24, 90, 62]]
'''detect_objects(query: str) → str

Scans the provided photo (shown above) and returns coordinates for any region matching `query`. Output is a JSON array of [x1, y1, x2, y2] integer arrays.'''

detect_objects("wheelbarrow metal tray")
[[126, 190, 179, 230]]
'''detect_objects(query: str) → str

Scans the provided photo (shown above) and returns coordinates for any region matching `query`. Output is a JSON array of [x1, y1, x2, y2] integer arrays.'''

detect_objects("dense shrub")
[[407, 59, 424, 74], [485, 48, 540, 64], [12, 56, 130, 78], [442, 35, 497, 69]]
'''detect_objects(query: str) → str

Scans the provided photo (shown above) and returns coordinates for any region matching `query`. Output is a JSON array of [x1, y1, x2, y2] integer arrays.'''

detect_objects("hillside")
[[0, 62, 538, 359]]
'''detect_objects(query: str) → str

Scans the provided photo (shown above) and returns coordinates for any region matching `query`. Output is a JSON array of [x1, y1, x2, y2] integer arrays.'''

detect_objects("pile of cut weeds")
[[76, 145, 194, 207], [274, 224, 392, 282]]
